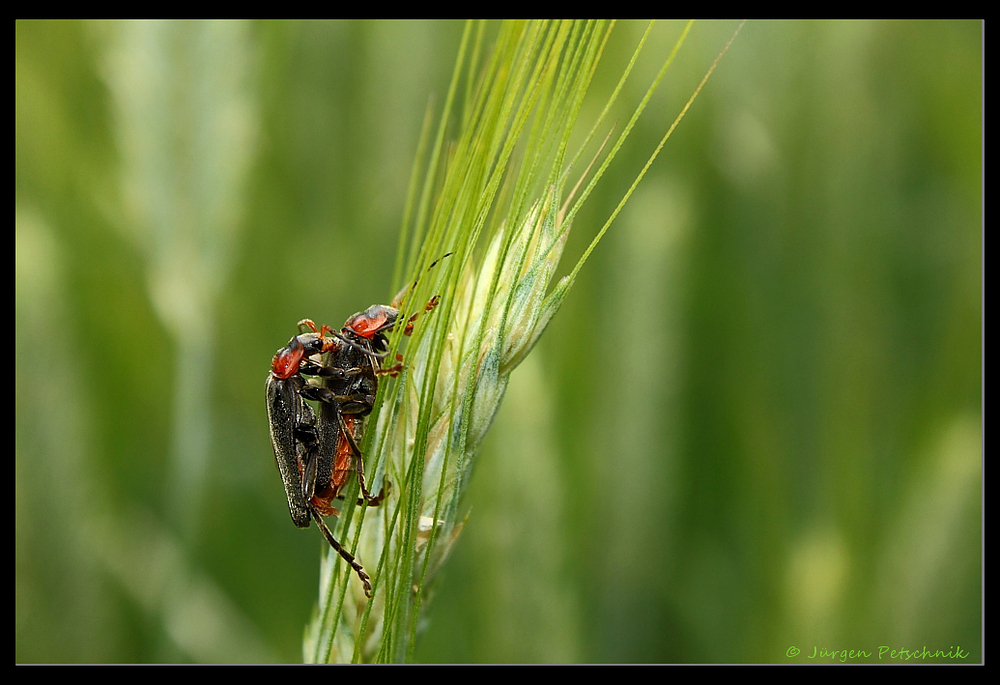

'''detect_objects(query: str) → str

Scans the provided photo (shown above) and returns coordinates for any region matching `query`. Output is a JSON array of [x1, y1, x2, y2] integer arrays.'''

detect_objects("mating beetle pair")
[[266, 282, 443, 597]]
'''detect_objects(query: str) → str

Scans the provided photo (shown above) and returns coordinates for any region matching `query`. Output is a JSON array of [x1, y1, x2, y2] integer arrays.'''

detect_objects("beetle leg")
[[346, 483, 389, 506], [310, 508, 372, 598], [334, 408, 383, 503], [375, 359, 405, 377], [297, 384, 374, 408]]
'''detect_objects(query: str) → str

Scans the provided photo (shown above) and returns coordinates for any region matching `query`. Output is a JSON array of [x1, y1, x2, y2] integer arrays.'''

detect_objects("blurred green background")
[[15, 20, 981, 663]]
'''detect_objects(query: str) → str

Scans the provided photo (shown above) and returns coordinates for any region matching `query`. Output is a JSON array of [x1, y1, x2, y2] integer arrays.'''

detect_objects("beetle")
[[266, 255, 451, 596], [266, 329, 376, 596]]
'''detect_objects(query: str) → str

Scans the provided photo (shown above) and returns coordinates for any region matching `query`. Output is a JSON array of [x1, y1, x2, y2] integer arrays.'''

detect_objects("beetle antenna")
[[326, 328, 390, 358], [392, 252, 453, 308]]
